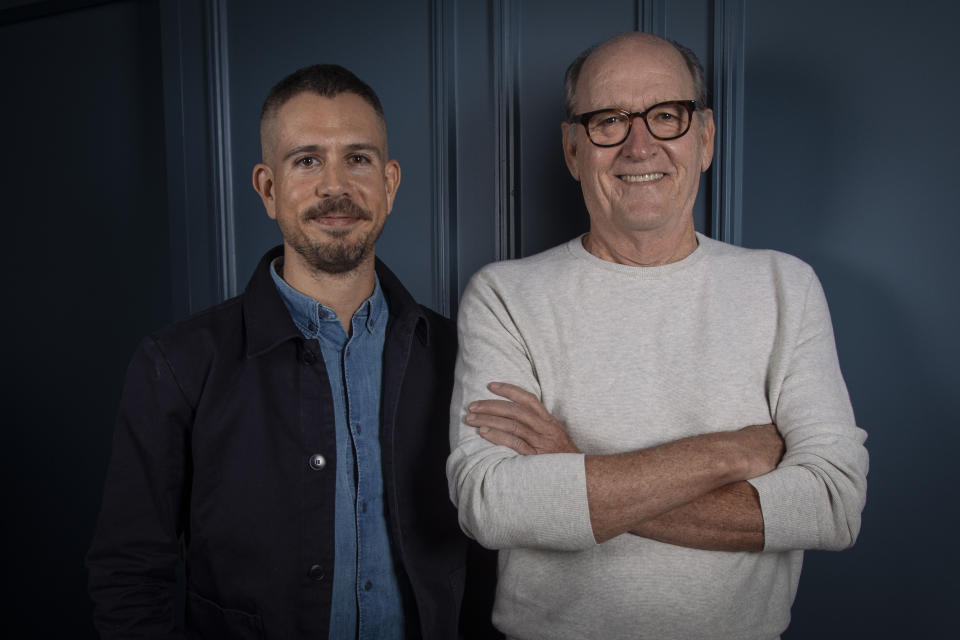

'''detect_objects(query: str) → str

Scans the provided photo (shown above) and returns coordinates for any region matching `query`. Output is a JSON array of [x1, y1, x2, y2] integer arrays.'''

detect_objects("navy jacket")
[[87, 247, 497, 639]]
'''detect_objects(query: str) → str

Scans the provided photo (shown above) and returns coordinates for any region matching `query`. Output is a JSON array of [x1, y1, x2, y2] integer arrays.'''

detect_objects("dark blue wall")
[[0, 1, 170, 637], [743, 1, 960, 636]]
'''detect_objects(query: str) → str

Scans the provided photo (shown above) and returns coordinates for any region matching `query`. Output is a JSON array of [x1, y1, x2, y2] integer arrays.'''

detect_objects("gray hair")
[[562, 35, 708, 121]]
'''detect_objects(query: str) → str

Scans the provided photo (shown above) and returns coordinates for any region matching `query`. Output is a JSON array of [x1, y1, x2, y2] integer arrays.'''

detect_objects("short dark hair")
[[260, 63, 385, 131], [562, 34, 708, 120]]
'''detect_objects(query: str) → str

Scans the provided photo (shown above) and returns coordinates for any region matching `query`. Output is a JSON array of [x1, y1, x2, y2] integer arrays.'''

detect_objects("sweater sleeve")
[[748, 271, 869, 552], [446, 269, 596, 551]]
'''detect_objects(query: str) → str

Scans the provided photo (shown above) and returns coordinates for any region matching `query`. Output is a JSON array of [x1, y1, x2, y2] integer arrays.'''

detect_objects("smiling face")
[[562, 34, 715, 260], [253, 91, 400, 277]]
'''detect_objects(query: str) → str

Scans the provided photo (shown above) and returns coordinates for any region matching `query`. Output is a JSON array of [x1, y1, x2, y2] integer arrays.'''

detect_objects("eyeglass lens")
[[586, 102, 691, 144]]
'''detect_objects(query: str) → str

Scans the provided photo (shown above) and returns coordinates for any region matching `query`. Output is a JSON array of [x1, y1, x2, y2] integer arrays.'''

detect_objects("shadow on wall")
[[784, 253, 958, 638], [746, 53, 960, 637]]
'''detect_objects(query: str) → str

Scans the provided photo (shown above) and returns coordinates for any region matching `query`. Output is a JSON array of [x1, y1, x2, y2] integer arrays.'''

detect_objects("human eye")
[[652, 108, 679, 122], [651, 103, 686, 122], [647, 104, 689, 138], [589, 111, 627, 130], [348, 154, 371, 165], [295, 156, 318, 168]]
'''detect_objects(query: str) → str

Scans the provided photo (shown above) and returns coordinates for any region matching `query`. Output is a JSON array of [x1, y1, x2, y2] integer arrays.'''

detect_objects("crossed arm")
[[449, 265, 867, 555], [465, 382, 783, 550]]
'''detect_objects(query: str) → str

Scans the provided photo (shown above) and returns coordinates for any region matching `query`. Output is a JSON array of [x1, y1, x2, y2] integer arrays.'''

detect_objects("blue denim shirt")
[[271, 259, 405, 640]]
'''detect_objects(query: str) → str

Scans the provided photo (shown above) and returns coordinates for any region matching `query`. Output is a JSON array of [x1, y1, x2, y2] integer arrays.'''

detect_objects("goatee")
[[291, 196, 381, 275]]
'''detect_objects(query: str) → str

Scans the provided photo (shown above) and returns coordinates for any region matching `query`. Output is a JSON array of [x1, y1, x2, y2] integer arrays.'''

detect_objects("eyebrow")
[[282, 142, 383, 162], [596, 99, 686, 113]]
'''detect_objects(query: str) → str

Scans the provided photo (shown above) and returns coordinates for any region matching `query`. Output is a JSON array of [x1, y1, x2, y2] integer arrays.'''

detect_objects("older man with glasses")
[[447, 32, 868, 640]]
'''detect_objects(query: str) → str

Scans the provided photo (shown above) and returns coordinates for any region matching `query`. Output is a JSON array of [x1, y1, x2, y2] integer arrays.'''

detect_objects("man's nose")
[[620, 118, 657, 158], [316, 162, 349, 198]]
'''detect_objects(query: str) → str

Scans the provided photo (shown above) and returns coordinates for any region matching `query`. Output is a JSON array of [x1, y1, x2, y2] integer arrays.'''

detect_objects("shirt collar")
[[269, 257, 387, 337]]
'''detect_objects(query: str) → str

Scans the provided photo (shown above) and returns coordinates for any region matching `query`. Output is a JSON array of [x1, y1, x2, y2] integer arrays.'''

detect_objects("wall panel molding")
[[159, 0, 193, 320], [431, 0, 457, 316], [493, 0, 521, 260], [710, 0, 745, 244], [160, 0, 223, 317], [160, 0, 238, 313], [638, 0, 665, 36], [205, 0, 238, 297]]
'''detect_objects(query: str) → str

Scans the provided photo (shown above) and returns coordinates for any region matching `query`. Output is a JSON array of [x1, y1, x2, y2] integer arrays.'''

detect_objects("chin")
[[613, 211, 674, 231]]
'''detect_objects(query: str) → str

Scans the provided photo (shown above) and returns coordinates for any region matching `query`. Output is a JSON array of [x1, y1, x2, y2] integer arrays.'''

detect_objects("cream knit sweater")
[[447, 233, 868, 640]]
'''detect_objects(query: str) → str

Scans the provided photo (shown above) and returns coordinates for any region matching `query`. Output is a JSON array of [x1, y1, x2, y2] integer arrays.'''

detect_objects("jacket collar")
[[243, 246, 430, 358]]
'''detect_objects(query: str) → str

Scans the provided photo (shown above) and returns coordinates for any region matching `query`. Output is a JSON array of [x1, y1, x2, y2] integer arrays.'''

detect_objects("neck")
[[280, 247, 376, 332], [583, 222, 698, 267]]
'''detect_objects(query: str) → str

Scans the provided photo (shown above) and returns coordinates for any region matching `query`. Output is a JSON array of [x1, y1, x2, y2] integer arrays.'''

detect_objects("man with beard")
[[88, 65, 496, 639]]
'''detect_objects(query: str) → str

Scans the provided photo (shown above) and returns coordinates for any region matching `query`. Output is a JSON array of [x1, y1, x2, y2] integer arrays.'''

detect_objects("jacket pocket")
[[186, 590, 264, 640]]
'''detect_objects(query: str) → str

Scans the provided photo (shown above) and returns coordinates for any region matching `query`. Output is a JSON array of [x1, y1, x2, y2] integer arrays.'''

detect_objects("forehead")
[[575, 38, 695, 111], [269, 91, 387, 154]]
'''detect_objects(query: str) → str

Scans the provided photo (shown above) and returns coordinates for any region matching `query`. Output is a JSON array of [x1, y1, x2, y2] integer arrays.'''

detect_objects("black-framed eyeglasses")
[[570, 100, 700, 147]]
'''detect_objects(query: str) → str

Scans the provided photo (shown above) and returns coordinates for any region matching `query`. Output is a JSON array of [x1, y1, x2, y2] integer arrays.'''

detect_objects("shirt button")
[[360, 502, 367, 514], [363, 581, 373, 591], [309, 454, 326, 470], [308, 564, 325, 581]]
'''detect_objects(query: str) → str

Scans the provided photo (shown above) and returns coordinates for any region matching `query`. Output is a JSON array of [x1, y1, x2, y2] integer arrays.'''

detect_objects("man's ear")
[[698, 109, 716, 173], [252, 163, 277, 220], [561, 122, 581, 182], [383, 159, 402, 215]]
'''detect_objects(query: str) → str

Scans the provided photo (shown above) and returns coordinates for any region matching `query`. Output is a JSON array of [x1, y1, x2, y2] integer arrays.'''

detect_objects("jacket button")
[[302, 351, 316, 365], [309, 454, 326, 470], [308, 564, 325, 581]]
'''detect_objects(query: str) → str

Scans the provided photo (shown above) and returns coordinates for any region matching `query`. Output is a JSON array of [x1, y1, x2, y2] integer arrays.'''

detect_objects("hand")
[[735, 424, 785, 478], [464, 382, 581, 455]]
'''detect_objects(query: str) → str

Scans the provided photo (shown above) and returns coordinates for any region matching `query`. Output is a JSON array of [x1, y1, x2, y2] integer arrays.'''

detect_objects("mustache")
[[303, 197, 372, 221]]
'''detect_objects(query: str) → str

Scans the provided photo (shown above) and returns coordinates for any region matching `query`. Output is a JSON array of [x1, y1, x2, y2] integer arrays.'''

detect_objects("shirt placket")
[[346, 315, 373, 639], [312, 311, 357, 640], [347, 310, 403, 640]]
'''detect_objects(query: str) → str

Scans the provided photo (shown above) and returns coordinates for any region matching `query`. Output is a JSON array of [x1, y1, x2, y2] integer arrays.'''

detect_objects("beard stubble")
[[287, 196, 383, 275]]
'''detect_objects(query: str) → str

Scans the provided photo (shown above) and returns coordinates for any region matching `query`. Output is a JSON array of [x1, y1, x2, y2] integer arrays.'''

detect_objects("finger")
[[468, 398, 536, 421], [465, 411, 533, 440], [472, 423, 536, 455], [468, 400, 558, 441], [488, 382, 553, 420], [487, 381, 537, 405]]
